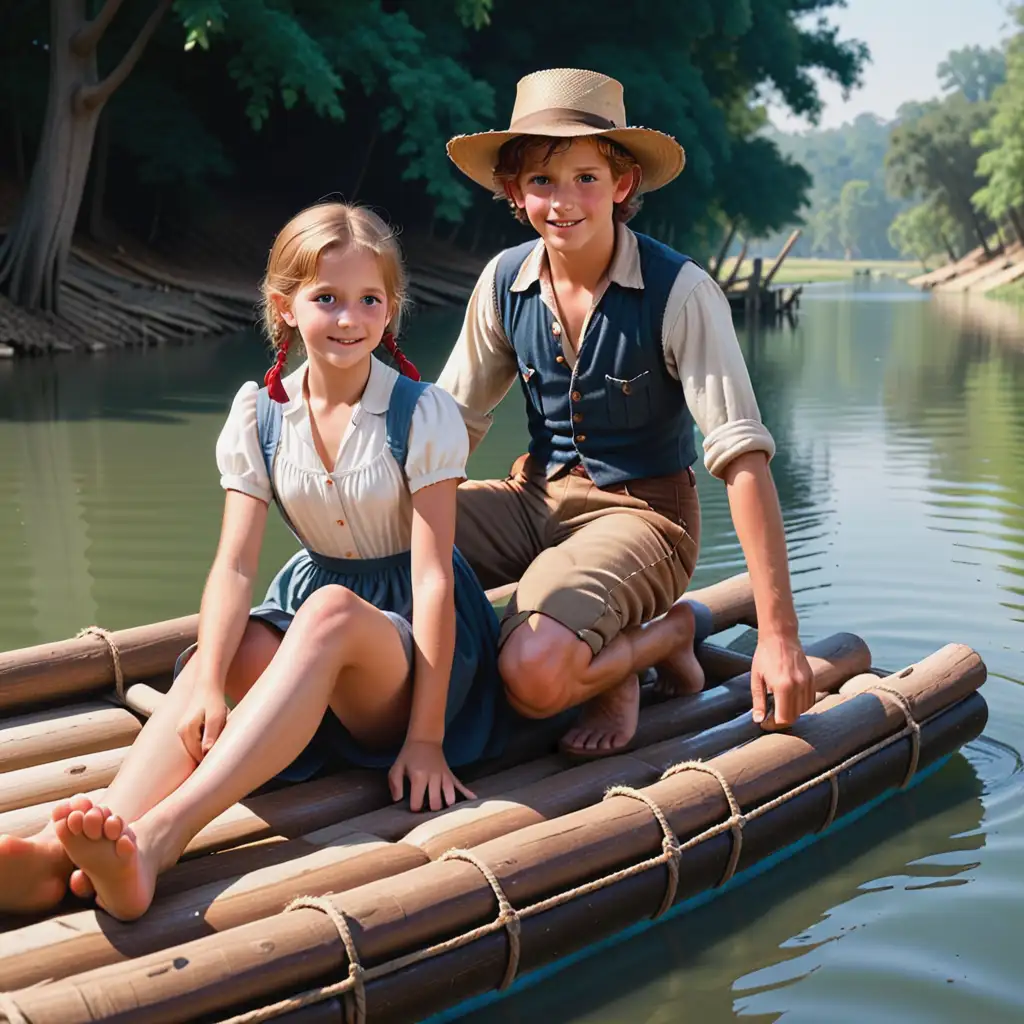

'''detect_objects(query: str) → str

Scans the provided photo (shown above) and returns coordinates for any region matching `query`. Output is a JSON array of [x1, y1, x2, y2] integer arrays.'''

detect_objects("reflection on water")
[[2, 279, 1024, 1021]]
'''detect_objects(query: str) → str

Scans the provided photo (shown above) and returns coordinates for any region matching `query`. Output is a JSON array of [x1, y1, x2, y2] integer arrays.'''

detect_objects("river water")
[[1, 279, 1023, 1021]]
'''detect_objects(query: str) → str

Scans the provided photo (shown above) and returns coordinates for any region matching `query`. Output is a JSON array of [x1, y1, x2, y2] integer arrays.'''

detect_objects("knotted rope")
[[206, 681, 926, 1024], [75, 625, 126, 703]]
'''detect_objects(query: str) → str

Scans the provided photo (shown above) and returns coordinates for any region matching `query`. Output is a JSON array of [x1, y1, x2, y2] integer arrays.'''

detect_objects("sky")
[[769, 0, 1016, 132]]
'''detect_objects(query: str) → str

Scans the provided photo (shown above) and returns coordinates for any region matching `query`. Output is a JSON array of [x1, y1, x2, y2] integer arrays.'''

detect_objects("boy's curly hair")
[[491, 136, 643, 225]]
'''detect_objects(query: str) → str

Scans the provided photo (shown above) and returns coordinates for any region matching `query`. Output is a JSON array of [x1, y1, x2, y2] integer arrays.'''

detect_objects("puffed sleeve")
[[214, 381, 273, 503], [404, 384, 471, 494]]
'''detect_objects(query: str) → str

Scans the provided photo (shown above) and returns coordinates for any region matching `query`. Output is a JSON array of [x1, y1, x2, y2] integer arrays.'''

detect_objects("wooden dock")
[[716, 229, 804, 325]]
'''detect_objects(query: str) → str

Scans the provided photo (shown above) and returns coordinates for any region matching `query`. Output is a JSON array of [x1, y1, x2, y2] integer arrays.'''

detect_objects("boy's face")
[[509, 137, 636, 256]]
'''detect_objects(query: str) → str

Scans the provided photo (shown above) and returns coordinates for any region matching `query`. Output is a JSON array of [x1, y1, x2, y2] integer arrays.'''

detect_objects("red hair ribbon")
[[264, 337, 291, 403], [382, 331, 421, 381]]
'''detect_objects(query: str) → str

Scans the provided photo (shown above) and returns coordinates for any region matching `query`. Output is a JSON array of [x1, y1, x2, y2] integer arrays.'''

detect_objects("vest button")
[[621, 382, 632, 396], [556, 355, 566, 364], [572, 412, 583, 423], [552, 322, 562, 337], [576, 433, 587, 443], [571, 390, 582, 402]]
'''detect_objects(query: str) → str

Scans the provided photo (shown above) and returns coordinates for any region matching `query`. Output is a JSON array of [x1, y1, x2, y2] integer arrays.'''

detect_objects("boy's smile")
[[510, 138, 634, 256]]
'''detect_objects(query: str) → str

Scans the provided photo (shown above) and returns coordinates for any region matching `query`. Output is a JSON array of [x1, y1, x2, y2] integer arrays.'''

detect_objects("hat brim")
[[447, 123, 686, 194]]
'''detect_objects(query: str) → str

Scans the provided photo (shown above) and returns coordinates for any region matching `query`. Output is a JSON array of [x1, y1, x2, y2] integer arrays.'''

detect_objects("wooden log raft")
[[0, 574, 757, 716], [0, 644, 984, 1024], [0, 632, 869, 991]]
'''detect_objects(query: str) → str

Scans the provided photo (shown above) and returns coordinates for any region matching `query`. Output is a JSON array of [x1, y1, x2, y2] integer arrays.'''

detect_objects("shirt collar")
[[279, 353, 397, 419], [509, 222, 644, 292]]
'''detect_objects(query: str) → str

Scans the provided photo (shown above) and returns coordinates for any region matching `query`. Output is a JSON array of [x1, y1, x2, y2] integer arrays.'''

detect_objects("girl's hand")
[[176, 684, 229, 762], [388, 740, 476, 812]]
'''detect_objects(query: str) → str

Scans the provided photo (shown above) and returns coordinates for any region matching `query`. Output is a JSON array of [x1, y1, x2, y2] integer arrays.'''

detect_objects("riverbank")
[[990, 278, 1024, 305], [718, 256, 918, 285]]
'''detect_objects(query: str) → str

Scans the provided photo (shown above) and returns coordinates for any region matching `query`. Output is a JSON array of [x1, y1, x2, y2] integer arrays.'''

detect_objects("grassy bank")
[[989, 278, 1024, 305], [717, 256, 919, 285]]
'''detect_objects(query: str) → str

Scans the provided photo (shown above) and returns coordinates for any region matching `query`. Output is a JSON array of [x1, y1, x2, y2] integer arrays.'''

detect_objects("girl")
[[0, 202, 505, 921]]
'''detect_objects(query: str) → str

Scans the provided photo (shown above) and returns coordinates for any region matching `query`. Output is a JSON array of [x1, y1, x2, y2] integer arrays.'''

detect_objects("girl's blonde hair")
[[260, 203, 408, 353]]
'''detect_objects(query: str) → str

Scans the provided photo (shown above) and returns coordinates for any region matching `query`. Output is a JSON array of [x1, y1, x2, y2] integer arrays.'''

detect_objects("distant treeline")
[[757, 20, 1024, 267]]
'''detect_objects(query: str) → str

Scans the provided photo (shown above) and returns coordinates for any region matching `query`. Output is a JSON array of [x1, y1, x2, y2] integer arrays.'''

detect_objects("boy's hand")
[[750, 634, 815, 728]]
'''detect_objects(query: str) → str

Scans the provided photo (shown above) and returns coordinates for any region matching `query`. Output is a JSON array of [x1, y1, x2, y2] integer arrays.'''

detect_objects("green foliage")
[[938, 44, 1007, 103], [888, 199, 959, 267], [973, 7, 1024, 222], [885, 92, 993, 249], [837, 179, 872, 257], [762, 115, 905, 258], [107, 72, 232, 187]]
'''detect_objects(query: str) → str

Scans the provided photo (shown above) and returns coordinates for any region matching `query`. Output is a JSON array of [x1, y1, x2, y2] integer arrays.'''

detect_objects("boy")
[[438, 68, 813, 757]]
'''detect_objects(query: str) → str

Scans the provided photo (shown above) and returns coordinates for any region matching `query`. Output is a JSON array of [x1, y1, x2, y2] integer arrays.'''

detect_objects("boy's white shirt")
[[435, 222, 777, 480]]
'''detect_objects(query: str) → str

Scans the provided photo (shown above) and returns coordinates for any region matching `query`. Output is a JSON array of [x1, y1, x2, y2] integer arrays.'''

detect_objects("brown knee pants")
[[456, 455, 701, 655]]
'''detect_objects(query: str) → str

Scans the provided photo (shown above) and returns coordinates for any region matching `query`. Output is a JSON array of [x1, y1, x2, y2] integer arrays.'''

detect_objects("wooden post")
[[720, 239, 748, 292], [762, 228, 802, 289], [747, 257, 763, 318]]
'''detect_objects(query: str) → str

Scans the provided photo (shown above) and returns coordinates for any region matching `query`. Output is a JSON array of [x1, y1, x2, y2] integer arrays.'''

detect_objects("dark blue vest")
[[495, 231, 698, 487]]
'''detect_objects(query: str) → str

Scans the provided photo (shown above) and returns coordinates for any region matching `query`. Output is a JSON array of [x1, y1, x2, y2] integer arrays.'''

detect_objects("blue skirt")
[[175, 546, 508, 782]]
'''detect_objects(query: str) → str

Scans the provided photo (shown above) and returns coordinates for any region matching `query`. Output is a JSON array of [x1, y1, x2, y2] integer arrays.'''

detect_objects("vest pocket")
[[517, 358, 542, 413], [605, 371, 652, 427]]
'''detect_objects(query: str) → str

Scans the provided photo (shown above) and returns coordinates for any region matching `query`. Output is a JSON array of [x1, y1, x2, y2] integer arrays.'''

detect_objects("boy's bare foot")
[[53, 798, 158, 922], [0, 829, 71, 914], [559, 674, 640, 759], [652, 602, 706, 697]]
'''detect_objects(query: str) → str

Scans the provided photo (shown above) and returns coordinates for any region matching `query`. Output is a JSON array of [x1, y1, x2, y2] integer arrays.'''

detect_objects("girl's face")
[[276, 245, 393, 373], [509, 137, 635, 256]]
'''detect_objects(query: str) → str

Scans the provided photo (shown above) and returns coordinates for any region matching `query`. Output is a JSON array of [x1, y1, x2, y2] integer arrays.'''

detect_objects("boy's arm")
[[662, 265, 814, 727], [436, 254, 519, 453]]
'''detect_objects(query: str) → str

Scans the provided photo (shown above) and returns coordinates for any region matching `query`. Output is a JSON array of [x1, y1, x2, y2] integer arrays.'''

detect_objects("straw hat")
[[447, 68, 686, 194]]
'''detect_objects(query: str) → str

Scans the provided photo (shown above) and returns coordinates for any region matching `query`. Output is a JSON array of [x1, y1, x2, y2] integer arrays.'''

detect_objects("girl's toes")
[[82, 808, 106, 841], [66, 810, 87, 836], [103, 814, 125, 842]]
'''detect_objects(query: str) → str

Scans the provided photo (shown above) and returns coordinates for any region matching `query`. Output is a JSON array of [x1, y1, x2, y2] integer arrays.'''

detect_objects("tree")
[[973, 6, 1024, 239], [837, 179, 872, 258], [0, 0, 173, 313], [885, 92, 995, 254], [0, 0, 496, 317], [888, 198, 960, 267], [938, 44, 1007, 102]]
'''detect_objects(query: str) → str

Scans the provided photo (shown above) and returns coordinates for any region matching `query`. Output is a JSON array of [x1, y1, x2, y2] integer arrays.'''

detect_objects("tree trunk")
[[1009, 207, 1024, 245], [88, 109, 110, 241], [0, 0, 170, 315], [709, 220, 737, 281], [940, 232, 957, 263], [0, 0, 101, 313]]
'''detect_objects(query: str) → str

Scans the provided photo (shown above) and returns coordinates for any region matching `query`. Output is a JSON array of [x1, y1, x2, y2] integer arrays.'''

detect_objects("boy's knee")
[[498, 616, 591, 718]]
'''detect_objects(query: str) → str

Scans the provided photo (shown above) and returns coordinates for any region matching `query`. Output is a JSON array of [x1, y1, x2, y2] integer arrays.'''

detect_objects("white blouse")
[[215, 356, 469, 559]]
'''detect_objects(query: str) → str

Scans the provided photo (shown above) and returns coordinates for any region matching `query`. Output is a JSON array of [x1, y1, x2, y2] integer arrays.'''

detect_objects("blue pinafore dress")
[[176, 373, 507, 782]]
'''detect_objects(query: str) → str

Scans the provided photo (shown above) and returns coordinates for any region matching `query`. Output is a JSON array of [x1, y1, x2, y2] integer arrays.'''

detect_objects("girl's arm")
[[388, 477, 476, 812], [178, 490, 268, 759]]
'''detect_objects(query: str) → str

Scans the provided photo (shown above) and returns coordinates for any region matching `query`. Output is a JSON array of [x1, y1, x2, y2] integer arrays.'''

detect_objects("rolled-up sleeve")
[[435, 253, 519, 452], [662, 264, 776, 478]]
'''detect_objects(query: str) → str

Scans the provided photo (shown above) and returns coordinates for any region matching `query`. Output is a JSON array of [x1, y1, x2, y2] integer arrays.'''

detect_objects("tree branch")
[[75, 0, 172, 113], [71, 0, 128, 57]]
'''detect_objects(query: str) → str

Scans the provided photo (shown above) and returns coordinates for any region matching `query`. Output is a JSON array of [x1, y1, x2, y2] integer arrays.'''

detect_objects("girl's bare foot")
[[559, 674, 640, 759], [653, 602, 706, 697], [53, 798, 159, 922]]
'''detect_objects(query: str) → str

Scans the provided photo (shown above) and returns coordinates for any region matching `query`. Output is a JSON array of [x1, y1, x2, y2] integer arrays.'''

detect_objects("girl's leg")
[[0, 620, 280, 914], [54, 586, 411, 921]]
